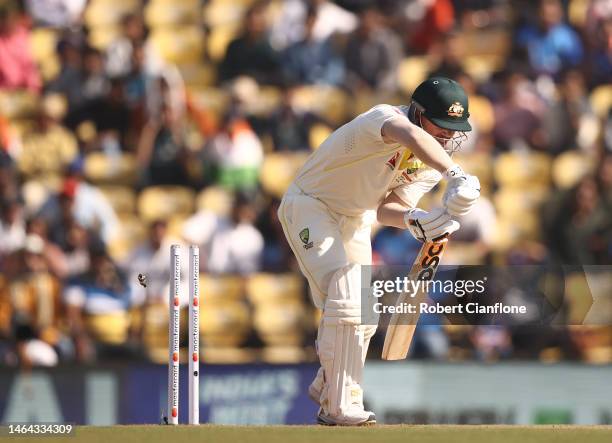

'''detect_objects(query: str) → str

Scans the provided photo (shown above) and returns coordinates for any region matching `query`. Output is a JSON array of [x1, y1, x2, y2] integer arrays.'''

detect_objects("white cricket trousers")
[[278, 184, 373, 309]]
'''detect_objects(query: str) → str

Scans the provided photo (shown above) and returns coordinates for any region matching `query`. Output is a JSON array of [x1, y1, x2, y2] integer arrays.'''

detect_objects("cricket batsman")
[[278, 77, 481, 425]]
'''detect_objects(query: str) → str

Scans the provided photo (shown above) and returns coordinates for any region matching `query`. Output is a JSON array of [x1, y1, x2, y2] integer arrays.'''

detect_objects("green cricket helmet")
[[411, 77, 472, 132]]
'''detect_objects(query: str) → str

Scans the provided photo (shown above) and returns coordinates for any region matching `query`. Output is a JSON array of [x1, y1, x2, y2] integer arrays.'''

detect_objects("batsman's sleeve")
[[358, 104, 405, 145], [391, 169, 442, 209]]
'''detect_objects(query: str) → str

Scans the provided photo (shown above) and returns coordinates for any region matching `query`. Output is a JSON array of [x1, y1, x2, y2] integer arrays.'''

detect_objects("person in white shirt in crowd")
[[271, 0, 357, 50], [182, 192, 263, 275]]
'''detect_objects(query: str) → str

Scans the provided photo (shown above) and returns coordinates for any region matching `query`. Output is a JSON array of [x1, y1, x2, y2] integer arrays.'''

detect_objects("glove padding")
[[404, 207, 460, 242], [443, 174, 481, 217]]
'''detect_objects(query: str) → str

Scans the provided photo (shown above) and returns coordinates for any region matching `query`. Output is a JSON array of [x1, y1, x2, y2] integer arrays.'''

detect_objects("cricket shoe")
[[316, 407, 376, 426]]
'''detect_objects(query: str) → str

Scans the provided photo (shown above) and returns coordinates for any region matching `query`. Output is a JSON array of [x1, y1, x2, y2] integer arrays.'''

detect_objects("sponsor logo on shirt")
[[386, 150, 424, 183]]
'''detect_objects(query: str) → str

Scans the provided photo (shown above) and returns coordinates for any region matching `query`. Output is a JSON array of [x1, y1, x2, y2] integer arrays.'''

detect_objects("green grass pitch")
[[2, 425, 611, 443]]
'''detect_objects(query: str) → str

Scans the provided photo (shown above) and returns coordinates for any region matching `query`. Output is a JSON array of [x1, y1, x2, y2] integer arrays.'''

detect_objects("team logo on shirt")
[[299, 228, 313, 250]]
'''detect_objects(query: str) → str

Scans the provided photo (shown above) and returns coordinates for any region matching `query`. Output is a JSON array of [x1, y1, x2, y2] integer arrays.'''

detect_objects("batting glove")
[[404, 207, 460, 242], [442, 165, 480, 217]]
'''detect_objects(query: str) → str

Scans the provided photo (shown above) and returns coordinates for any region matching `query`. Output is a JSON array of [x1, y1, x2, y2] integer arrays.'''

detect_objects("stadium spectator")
[[544, 69, 600, 154], [63, 241, 133, 362], [81, 46, 111, 101], [256, 198, 296, 272], [122, 42, 151, 135], [39, 164, 120, 244], [183, 192, 263, 275], [201, 112, 263, 190], [0, 1, 41, 92], [0, 197, 26, 260], [105, 13, 147, 78], [60, 221, 90, 278], [585, 15, 612, 87], [492, 70, 547, 150], [428, 31, 466, 80], [268, 88, 322, 152], [406, 0, 455, 54], [46, 35, 86, 110], [282, 6, 345, 86], [470, 326, 513, 361], [270, 0, 357, 50], [343, 6, 402, 93], [542, 175, 612, 265], [25, 216, 67, 278], [123, 220, 175, 305], [25, 0, 86, 28], [220, 1, 282, 85], [515, 0, 583, 77], [16, 93, 78, 177], [136, 102, 189, 186]]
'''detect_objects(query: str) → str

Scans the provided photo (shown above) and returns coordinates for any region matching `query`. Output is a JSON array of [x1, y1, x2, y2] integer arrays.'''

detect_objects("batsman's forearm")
[[377, 191, 413, 228], [382, 119, 454, 174], [377, 201, 409, 228]]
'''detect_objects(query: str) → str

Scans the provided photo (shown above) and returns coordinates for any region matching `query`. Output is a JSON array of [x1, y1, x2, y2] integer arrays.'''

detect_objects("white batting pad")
[[318, 264, 365, 416]]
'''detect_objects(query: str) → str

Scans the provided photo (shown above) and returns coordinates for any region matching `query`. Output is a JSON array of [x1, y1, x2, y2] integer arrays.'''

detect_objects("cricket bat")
[[381, 236, 449, 360]]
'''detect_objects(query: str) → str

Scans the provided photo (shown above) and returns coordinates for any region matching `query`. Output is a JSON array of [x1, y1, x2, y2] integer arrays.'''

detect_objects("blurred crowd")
[[0, 0, 610, 368]]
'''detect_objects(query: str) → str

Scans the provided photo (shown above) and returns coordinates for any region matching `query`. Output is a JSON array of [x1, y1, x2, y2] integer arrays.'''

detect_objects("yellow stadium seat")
[[137, 185, 196, 222], [85, 312, 130, 345], [494, 186, 549, 220], [84, 0, 141, 28], [145, 0, 200, 28], [459, 29, 510, 81], [246, 273, 303, 305], [552, 150, 596, 189], [30, 28, 57, 62], [196, 186, 234, 216], [189, 87, 231, 116], [30, 28, 60, 81], [179, 63, 217, 88], [83, 152, 138, 186], [397, 56, 429, 96], [467, 95, 495, 133], [203, 1, 247, 28], [149, 27, 206, 64], [589, 85, 612, 119], [453, 151, 493, 193], [259, 152, 310, 198], [108, 215, 147, 260], [494, 151, 552, 187], [88, 26, 121, 50], [200, 274, 245, 302], [243, 86, 282, 117], [201, 347, 258, 364], [309, 124, 332, 150], [290, 86, 349, 125], [0, 91, 38, 119], [200, 300, 251, 347], [459, 29, 510, 59], [167, 215, 188, 238], [99, 185, 137, 215], [253, 300, 307, 346], [206, 25, 240, 62], [261, 346, 308, 363], [568, 0, 590, 27]]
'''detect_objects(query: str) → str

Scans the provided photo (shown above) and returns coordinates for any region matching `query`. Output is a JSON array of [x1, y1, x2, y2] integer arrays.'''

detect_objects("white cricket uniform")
[[278, 104, 441, 307]]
